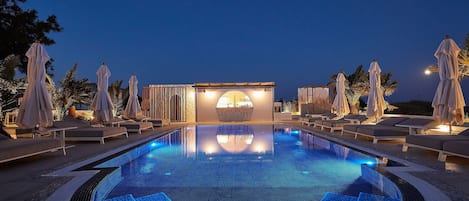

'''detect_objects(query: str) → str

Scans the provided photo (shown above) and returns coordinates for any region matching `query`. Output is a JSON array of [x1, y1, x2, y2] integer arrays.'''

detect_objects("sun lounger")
[[119, 120, 154, 134], [402, 128, 469, 161], [301, 116, 321, 126], [301, 113, 336, 126], [53, 117, 129, 144], [0, 134, 65, 163], [122, 115, 164, 127], [319, 114, 367, 132], [64, 127, 128, 144], [342, 117, 405, 135], [441, 140, 469, 161], [342, 117, 410, 143], [395, 118, 437, 134], [311, 113, 340, 128], [134, 117, 163, 127], [356, 125, 410, 143]]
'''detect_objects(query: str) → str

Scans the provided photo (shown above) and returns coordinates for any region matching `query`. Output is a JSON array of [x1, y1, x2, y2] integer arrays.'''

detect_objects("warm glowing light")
[[436, 125, 450, 132], [216, 135, 229, 144], [216, 91, 253, 108], [206, 145, 215, 154], [424, 69, 431, 75], [244, 137, 253, 145], [205, 91, 216, 98], [255, 145, 265, 153], [253, 90, 264, 98]]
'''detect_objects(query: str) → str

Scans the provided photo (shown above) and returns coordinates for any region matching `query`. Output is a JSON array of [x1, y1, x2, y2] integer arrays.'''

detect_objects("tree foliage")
[[458, 34, 469, 79], [108, 80, 128, 116], [0, 55, 24, 120], [52, 64, 93, 120], [0, 0, 63, 74], [328, 65, 398, 114]]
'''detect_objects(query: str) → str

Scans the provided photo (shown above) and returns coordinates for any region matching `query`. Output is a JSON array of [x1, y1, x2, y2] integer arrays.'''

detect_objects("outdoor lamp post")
[[424, 64, 439, 75]]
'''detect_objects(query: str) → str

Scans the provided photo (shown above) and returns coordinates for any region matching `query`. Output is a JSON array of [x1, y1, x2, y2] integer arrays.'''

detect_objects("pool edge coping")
[[46, 124, 450, 201], [44, 128, 181, 201], [298, 125, 451, 201]]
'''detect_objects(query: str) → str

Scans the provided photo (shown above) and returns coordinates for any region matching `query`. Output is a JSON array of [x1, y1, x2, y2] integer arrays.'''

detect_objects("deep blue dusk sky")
[[22, 0, 469, 102]]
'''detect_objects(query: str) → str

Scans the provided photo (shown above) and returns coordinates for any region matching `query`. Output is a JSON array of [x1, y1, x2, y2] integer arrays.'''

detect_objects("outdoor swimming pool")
[[94, 124, 393, 201]]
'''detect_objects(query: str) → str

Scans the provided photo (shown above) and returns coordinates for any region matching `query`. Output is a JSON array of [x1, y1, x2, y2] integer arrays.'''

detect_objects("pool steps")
[[104, 192, 171, 201], [320, 192, 399, 201], [320, 192, 358, 201]]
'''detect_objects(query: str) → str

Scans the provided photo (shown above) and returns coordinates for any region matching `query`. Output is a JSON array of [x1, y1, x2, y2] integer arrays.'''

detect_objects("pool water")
[[99, 124, 384, 201]]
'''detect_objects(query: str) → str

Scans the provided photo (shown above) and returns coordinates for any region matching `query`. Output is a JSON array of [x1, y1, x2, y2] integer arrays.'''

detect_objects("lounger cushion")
[[314, 119, 325, 125], [443, 141, 469, 157], [343, 124, 364, 132], [344, 114, 368, 122], [120, 122, 153, 130], [356, 125, 408, 136], [322, 120, 351, 127], [65, 127, 127, 138], [146, 119, 163, 127], [405, 135, 469, 150], [53, 117, 91, 129], [458, 129, 469, 136], [0, 139, 61, 161], [321, 113, 337, 119], [397, 118, 436, 127], [377, 117, 409, 126]]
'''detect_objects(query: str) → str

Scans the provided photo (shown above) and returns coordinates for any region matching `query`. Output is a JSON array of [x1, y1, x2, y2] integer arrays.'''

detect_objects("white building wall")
[[196, 87, 274, 123]]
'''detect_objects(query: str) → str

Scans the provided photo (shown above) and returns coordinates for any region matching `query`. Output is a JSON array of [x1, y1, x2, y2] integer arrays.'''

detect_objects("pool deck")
[[1, 121, 469, 201]]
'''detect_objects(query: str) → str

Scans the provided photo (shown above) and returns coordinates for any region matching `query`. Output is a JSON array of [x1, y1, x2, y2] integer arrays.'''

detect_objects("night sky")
[[22, 0, 469, 103]]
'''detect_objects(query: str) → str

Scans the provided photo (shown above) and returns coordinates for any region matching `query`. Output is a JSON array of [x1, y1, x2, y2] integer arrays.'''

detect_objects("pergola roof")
[[194, 82, 275, 88]]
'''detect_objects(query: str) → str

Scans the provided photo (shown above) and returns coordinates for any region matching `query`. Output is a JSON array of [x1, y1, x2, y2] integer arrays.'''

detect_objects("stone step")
[[105, 192, 171, 201], [357, 192, 399, 201], [320, 192, 358, 201], [104, 194, 136, 201]]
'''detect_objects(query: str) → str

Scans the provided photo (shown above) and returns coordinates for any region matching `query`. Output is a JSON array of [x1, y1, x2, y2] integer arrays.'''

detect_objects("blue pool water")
[[97, 124, 385, 201]]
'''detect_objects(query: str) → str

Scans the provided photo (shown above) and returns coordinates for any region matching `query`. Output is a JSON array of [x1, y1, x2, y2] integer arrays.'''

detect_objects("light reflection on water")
[[100, 124, 381, 201]]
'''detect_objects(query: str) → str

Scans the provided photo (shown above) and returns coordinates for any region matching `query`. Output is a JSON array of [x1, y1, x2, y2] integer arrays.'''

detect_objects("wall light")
[[205, 145, 215, 154], [255, 144, 265, 153], [205, 91, 216, 98], [424, 65, 439, 75], [253, 90, 264, 98]]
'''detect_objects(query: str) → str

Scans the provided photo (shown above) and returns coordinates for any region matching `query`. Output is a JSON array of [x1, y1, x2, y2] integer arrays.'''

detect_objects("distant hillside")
[[388, 100, 469, 116], [387, 100, 433, 116]]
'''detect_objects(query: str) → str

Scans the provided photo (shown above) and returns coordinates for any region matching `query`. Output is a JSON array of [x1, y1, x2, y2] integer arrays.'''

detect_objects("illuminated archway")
[[215, 91, 254, 121], [216, 91, 253, 108]]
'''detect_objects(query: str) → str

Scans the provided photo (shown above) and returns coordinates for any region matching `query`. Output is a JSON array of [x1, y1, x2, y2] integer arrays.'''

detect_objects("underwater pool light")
[[290, 130, 300, 134], [365, 161, 375, 165]]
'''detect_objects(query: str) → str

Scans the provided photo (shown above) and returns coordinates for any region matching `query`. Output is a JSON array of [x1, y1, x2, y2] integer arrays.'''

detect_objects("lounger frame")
[[0, 133, 66, 164], [402, 142, 447, 161], [356, 133, 406, 144], [122, 124, 154, 134], [440, 150, 469, 162], [65, 130, 128, 144]]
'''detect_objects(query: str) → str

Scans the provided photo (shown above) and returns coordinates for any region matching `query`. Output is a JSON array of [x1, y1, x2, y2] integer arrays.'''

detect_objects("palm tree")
[[108, 80, 128, 116], [52, 64, 93, 120], [328, 65, 398, 114]]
